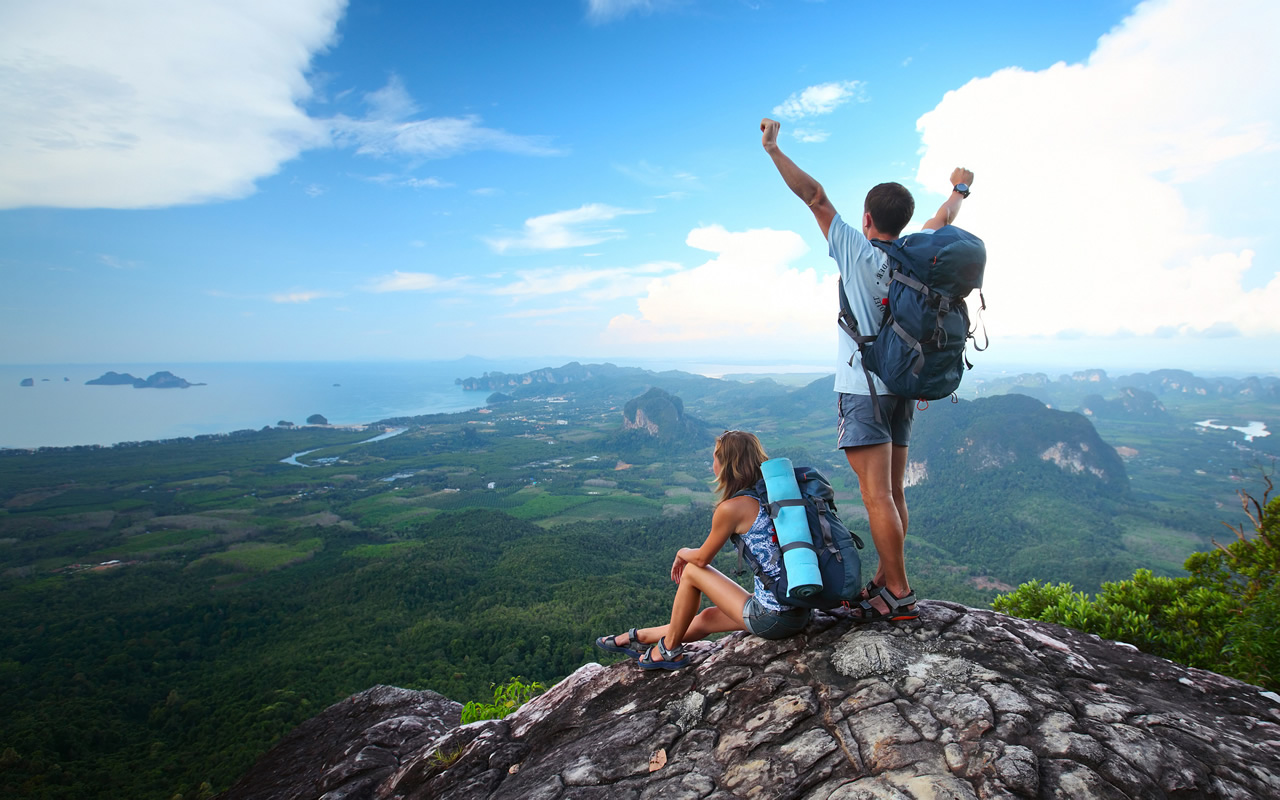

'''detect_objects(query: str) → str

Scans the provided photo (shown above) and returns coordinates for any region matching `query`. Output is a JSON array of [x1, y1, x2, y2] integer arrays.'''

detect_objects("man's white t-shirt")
[[828, 214, 934, 396]]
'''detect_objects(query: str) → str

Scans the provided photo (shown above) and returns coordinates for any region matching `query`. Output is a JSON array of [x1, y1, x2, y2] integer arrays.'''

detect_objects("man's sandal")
[[595, 628, 645, 659], [855, 579, 882, 603], [638, 636, 691, 671], [851, 585, 919, 623]]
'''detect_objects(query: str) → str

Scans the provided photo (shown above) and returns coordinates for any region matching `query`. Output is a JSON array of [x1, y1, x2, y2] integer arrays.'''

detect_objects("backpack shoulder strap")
[[836, 277, 886, 423]]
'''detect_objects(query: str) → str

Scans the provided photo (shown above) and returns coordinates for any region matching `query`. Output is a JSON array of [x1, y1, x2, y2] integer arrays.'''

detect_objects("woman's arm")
[[671, 496, 758, 580]]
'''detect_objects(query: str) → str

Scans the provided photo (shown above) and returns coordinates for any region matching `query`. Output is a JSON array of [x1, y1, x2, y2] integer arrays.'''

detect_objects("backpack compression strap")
[[766, 497, 843, 560]]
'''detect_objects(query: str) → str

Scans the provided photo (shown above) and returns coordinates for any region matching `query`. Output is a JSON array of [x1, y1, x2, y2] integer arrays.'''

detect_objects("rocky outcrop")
[[1079, 388, 1168, 420], [85, 370, 202, 388], [912, 394, 1129, 490], [217, 602, 1280, 799], [218, 685, 461, 800], [621, 387, 708, 444]]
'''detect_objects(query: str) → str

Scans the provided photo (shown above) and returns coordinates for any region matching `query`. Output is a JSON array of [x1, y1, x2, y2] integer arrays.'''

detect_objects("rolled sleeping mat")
[[759, 457, 822, 598]]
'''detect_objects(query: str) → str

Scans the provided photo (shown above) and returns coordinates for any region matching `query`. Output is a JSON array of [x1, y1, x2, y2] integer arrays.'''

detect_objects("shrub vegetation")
[[994, 481, 1279, 690]]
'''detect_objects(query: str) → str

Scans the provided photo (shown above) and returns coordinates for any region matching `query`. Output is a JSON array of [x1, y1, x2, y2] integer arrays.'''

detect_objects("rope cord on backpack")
[[970, 290, 990, 352]]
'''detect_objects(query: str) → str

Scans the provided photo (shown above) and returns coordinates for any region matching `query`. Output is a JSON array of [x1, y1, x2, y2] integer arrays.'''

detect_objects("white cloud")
[[791, 128, 830, 144], [494, 261, 681, 302], [914, 0, 1280, 339], [98, 254, 140, 270], [271, 289, 340, 304], [329, 76, 558, 160], [586, 0, 661, 24], [0, 0, 344, 209], [607, 226, 832, 344], [403, 177, 452, 188], [364, 271, 468, 293], [772, 81, 866, 121], [614, 160, 701, 192], [502, 306, 599, 319], [487, 203, 649, 253]]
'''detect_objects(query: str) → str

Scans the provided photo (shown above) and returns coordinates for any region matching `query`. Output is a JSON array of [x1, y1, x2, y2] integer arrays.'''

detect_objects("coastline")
[[0, 362, 483, 450]]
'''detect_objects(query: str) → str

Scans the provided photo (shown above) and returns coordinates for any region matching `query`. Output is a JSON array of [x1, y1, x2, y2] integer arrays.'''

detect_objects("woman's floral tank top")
[[737, 501, 791, 612]]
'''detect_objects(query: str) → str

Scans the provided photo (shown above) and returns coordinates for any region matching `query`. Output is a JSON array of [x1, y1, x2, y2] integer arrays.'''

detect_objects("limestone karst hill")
[[216, 602, 1280, 800]]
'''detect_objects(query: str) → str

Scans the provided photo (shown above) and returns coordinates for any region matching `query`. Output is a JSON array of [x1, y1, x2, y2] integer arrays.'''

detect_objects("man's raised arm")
[[761, 118, 837, 238], [921, 167, 974, 230]]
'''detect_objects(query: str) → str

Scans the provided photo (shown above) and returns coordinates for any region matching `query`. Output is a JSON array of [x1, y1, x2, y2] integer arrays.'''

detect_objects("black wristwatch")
[[953, 183, 971, 198]]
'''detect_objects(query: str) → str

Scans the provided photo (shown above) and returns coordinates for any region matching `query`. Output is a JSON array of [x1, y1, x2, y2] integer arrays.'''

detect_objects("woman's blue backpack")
[[730, 465, 864, 610]]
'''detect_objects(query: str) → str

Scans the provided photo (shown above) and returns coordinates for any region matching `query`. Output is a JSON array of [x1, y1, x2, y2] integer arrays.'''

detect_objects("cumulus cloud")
[[364, 271, 468, 293], [606, 226, 832, 344], [772, 81, 865, 121], [487, 204, 649, 253], [0, 0, 345, 209], [0, 7, 555, 210], [329, 75, 557, 160], [914, 0, 1280, 339]]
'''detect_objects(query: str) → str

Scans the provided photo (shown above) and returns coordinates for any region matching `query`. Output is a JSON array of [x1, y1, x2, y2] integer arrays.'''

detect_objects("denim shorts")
[[742, 597, 810, 640], [836, 392, 914, 448]]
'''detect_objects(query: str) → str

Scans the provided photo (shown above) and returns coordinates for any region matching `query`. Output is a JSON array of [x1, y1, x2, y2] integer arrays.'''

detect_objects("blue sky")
[[2, 0, 1278, 374]]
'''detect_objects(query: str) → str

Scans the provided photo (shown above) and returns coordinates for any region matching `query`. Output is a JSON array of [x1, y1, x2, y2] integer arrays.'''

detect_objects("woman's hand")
[[671, 551, 688, 583]]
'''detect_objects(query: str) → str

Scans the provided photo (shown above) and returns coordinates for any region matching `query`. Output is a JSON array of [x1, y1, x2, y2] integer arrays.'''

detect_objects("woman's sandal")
[[638, 636, 691, 671], [851, 585, 919, 623], [595, 628, 645, 658]]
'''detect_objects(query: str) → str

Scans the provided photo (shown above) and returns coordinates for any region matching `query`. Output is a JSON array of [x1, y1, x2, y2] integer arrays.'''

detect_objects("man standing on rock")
[[760, 117, 973, 621]]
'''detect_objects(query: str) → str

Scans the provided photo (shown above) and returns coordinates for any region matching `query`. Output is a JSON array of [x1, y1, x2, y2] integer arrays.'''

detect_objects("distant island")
[[19, 378, 34, 387], [85, 370, 204, 389]]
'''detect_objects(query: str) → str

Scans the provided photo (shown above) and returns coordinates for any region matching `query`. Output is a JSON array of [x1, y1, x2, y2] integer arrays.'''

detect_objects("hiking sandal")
[[855, 579, 882, 603], [638, 636, 690, 671], [851, 585, 919, 623], [595, 627, 645, 658]]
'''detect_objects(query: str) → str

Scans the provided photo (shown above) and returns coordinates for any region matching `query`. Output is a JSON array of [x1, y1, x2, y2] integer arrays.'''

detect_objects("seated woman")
[[596, 430, 810, 670]]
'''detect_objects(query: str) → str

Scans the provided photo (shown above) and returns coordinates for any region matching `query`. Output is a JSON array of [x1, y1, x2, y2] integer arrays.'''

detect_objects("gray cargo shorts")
[[836, 392, 914, 448]]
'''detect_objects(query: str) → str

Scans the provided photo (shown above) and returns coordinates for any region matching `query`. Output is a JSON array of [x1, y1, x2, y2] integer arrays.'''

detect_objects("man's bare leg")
[[846, 442, 911, 613]]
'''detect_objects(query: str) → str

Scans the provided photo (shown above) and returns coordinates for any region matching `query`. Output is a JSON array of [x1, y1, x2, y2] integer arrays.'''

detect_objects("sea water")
[[0, 362, 488, 449]]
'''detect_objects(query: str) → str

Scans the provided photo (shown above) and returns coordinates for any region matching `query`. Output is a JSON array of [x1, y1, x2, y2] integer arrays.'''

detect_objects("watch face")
[[955, 183, 969, 193]]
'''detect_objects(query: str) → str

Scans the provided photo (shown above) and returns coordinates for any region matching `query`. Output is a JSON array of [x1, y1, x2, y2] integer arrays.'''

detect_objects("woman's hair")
[[714, 430, 768, 503]]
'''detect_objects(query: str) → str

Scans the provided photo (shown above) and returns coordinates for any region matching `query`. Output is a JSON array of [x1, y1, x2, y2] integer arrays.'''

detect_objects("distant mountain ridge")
[[980, 367, 1280, 409], [457, 362, 645, 391]]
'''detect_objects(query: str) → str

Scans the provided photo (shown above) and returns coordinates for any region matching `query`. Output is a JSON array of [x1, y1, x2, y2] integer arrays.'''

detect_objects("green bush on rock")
[[461, 677, 547, 724]]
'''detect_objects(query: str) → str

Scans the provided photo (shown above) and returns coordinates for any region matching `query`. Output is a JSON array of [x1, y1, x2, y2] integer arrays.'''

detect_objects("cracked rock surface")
[[217, 602, 1280, 799]]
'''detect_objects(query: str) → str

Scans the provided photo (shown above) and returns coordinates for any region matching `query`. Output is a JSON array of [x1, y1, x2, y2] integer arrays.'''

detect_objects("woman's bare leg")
[[639, 563, 750, 662], [605, 564, 750, 659], [631, 604, 743, 649]]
